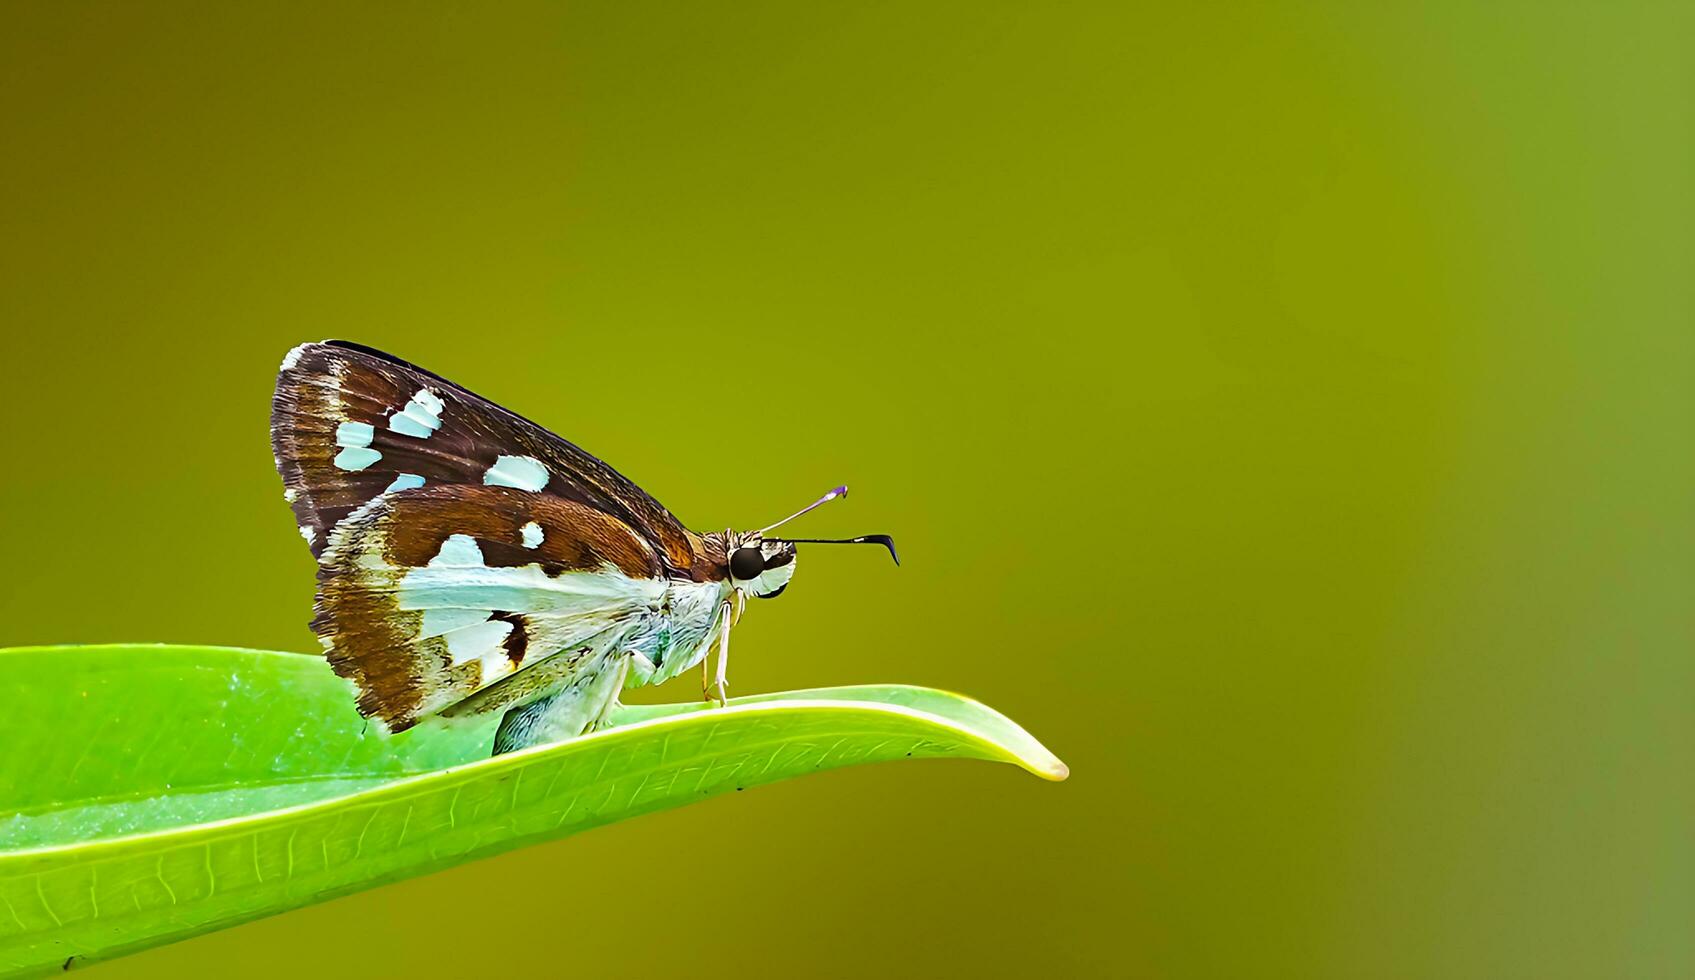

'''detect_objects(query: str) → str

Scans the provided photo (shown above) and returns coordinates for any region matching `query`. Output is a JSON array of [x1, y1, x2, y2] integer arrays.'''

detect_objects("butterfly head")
[[725, 533, 799, 599], [722, 485, 899, 600]]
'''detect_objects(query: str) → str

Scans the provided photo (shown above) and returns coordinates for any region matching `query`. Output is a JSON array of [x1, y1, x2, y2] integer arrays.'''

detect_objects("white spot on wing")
[[521, 521, 544, 549], [389, 388, 445, 439], [413, 389, 444, 415], [421, 607, 491, 638], [483, 455, 549, 492], [299, 524, 315, 545], [281, 344, 308, 371], [335, 421, 375, 448], [283, 488, 297, 503], [384, 473, 426, 494], [430, 533, 485, 567], [334, 446, 381, 471], [441, 619, 513, 667]]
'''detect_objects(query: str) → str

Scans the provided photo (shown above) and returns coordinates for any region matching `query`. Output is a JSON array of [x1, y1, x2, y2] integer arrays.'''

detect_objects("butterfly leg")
[[710, 599, 733, 707]]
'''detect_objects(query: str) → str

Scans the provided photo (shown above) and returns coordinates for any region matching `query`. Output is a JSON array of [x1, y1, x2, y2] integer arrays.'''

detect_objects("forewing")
[[272, 340, 698, 571], [315, 484, 668, 731]]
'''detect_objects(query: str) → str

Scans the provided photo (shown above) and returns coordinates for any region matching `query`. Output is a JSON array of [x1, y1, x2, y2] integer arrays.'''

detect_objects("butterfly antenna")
[[759, 485, 849, 534]]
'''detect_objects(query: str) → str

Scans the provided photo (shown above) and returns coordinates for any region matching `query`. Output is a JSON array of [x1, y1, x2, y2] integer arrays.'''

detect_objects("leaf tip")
[[1035, 756, 1070, 782]]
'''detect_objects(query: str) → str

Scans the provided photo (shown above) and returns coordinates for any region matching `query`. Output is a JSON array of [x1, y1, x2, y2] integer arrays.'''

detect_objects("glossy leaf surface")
[[0, 645, 1065, 976]]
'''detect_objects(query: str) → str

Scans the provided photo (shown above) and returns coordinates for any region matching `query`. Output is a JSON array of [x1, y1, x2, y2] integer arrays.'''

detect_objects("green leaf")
[[0, 645, 1065, 976]]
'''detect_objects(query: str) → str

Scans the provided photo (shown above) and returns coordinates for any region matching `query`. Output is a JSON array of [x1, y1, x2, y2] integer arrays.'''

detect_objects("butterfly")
[[272, 341, 897, 755]]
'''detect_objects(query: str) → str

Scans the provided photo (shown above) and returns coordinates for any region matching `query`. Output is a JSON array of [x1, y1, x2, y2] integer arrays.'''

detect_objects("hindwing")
[[315, 485, 670, 730]]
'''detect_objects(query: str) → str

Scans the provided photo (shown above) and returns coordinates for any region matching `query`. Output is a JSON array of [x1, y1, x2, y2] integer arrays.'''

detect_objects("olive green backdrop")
[[1, 3, 1689, 978]]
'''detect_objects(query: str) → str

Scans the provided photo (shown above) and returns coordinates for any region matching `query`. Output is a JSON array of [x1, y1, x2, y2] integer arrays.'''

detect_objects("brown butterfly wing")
[[272, 340, 700, 573]]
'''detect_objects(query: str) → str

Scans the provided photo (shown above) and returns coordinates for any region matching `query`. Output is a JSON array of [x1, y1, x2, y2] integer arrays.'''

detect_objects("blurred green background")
[[1, 2, 1689, 977]]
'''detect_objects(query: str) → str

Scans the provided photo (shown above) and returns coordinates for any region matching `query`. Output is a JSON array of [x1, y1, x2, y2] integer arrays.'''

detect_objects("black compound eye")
[[729, 547, 766, 581]]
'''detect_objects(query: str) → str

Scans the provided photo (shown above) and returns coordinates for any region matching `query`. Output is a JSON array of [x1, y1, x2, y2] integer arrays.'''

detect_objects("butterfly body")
[[273, 342, 871, 756]]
